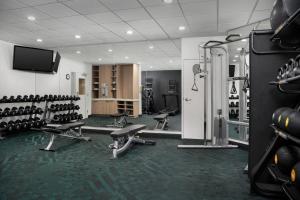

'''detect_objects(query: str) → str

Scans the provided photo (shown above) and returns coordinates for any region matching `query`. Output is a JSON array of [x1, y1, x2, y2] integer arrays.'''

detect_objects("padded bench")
[[109, 124, 155, 158], [40, 121, 91, 151], [153, 113, 169, 130]]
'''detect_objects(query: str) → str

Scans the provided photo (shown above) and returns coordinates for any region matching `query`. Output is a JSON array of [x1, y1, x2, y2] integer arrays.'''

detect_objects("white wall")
[[0, 40, 92, 117]]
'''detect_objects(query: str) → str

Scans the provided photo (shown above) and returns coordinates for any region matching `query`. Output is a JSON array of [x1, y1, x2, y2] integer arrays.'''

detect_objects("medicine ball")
[[274, 146, 300, 174], [291, 162, 300, 188], [282, 0, 300, 25], [285, 111, 300, 135], [273, 107, 294, 129], [270, 0, 289, 31]]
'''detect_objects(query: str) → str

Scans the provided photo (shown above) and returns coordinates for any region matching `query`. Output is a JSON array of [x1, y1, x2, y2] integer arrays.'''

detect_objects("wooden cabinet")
[[92, 64, 140, 117]]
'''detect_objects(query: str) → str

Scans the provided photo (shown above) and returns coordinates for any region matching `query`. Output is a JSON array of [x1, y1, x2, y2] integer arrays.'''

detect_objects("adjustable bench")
[[153, 113, 169, 130], [109, 124, 156, 158], [39, 122, 91, 151], [106, 111, 130, 128]]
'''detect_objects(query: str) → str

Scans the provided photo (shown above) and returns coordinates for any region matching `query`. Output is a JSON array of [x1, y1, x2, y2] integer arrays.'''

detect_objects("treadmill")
[[159, 80, 180, 116]]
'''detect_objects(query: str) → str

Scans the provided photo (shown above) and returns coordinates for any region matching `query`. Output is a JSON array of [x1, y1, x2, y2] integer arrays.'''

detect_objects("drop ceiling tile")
[[91, 32, 125, 42], [8, 7, 52, 20], [115, 8, 151, 21], [58, 15, 97, 27], [181, 0, 217, 16], [17, 0, 57, 6], [35, 18, 73, 30], [146, 4, 183, 19], [139, 0, 178, 6], [0, 0, 27, 11], [256, 0, 275, 11], [250, 10, 271, 23], [99, 0, 141, 11], [35, 3, 79, 18], [128, 19, 168, 40], [12, 22, 45, 32], [86, 12, 122, 24], [156, 17, 189, 36], [219, 0, 256, 13], [63, 0, 109, 15]]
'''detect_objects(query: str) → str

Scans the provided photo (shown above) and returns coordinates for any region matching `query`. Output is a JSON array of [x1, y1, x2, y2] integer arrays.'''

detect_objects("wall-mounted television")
[[13, 45, 54, 72]]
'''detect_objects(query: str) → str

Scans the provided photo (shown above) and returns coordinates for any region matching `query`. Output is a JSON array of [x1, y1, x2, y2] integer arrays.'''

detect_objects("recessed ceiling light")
[[178, 26, 186, 31], [125, 56, 129, 59], [163, 0, 173, 4], [76, 50, 81, 54], [237, 47, 242, 51], [149, 45, 154, 49], [169, 60, 173, 63], [108, 49, 113, 52], [234, 55, 239, 58], [98, 58, 102, 61], [27, 16, 36, 21], [36, 38, 43, 43], [126, 30, 133, 35], [233, 59, 237, 62], [242, 39, 247, 42], [75, 35, 81, 39], [150, 66, 153, 68]]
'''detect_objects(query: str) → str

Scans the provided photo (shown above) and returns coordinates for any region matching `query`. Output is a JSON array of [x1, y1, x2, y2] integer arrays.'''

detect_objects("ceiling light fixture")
[[125, 56, 129, 59], [233, 59, 237, 62], [76, 50, 81, 54], [178, 26, 186, 31], [237, 47, 242, 51], [234, 55, 239, 58], [36, 38, 43, 43], [163, 0, 173, 4], [149, 45, 154, 49], [27, 16, 36, 21], [242, 39, 247, 42], [98, 58, 102, 61], [126, 30, 133, 35], [108, 49, 113, 52], [75, 34, 81, 39], [169, 60, 173, 63], [150, 66, 153, 68]]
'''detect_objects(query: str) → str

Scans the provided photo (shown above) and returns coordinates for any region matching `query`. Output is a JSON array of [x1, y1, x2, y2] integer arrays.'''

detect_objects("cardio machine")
[[159, 80, 180, 116]]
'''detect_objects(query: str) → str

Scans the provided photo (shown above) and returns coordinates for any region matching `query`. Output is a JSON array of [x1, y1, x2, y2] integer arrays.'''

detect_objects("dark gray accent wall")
[[142, 70, 181, 113]]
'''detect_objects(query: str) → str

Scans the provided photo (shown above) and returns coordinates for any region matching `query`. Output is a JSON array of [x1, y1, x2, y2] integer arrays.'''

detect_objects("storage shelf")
[[282, 183, 300, 200], [267, 164, 290, 184], [271, 125, 300, 146]]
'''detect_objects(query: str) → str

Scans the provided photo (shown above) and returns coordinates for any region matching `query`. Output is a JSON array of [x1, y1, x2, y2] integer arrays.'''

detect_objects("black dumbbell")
[[53, 95, 58, 101], [24, 106, 31, 115], [74, 105, 80, 110], [61, 95, 66, 100], [10, 107, 18, 116], [14, 120, 22, 131], [18, 107, 25, 115], [1, 96, 8, 103], [0, 122, 7, 129], [30, 106, 37, 114], [57, 95, 62, 101], [21, 119, 29, 130], [48, 95, 54, 102], [65, 95, 70, 100], [8, 96, 15, 103], [76, 96, 80, 101], [15, 95, 22, 102], [7, 121, 15, 131], [33, 117, 41, 128], [40, 119, 46, 127], [27, 118, 34, 128], [36, 108, 43, 115], [2, 108, 10, 117], [53, 114, 59, 121], [28, 95, 35, 102], [22, 95, 29, 102], [78, 114, 83, 120]]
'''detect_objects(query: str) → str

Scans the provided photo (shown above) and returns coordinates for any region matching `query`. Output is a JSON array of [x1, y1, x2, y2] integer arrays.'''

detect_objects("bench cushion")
[[56, 121, 85, 131], [111, 124, 146, 138], [154, 114, 168, 120]]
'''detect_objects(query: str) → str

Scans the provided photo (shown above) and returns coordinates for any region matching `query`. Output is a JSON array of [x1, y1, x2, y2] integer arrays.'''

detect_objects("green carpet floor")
[[83, 114, 182, 131], [0, 131, 266, 200]]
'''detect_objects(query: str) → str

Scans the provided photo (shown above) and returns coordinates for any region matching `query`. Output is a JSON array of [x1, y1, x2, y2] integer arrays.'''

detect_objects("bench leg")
[[133, 137, 156, 145], [112, 140, 119, 159], [111, 136, 134, 159], [162, 119, 168, 130], [40, 134, 56, 151]]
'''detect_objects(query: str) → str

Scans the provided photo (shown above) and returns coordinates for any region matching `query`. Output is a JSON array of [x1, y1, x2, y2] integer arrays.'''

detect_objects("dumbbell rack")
[[45, 98, 81, 124], [229, 95, 239, 119], [0, 97, 45, 140], [249, 30, 300, 200]]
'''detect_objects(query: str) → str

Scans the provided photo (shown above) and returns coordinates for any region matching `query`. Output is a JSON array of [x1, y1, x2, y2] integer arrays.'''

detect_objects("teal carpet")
[[84, 114, 182, 131], [0, 131, 266, 200]]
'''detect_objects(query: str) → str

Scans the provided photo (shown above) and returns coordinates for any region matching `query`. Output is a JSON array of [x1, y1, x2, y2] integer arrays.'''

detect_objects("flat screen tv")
[[13, 45, 54, 72], [52, 52, 61, 73]]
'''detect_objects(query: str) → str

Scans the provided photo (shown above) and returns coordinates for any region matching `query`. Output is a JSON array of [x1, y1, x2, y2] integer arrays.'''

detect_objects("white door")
[[71, 72, 88, 119], [182, 59, 205, 139]]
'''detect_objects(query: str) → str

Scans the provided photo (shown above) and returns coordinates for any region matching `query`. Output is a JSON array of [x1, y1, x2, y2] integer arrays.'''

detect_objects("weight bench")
[[109, 124, 156, 159], [106, 112, 130, 128], [40, 122, 91, 151], [154, 113, 169, 130]]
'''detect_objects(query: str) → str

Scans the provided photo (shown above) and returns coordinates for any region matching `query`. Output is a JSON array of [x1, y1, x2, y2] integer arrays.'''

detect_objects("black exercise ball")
[[291, 162, 300, 188], [285, 111, 300, 136], [270, 0, 289, 31], [274, 146, 300, 174], [272, 107, 292, 125], [274, 108, 294, 129], [283, 0, 300, 24]]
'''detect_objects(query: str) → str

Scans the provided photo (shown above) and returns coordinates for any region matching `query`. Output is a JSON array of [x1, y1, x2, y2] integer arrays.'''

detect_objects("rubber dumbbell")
[[53, 115, 60, 121], [15, 95, 22, 102], [75, 96, 80, 101], [22, 95, 29, 102], [24, 106, 31, 115], [30, 106, 37, 114], [57, 95, 62, 101], [10, 107, 18, 116], [61, 95, 66, 100], [32, 117, 41, 128], [8, 96, 15, 103], [40, 119, 46, 127], [14, 120, 22, 131], [35, 108, 43, 115], [2, 108, 10, 117], [65, 95, 70, 100], [274, 146, 300, 175], [27, 118, 34, 128], [28, 95, 35, 102], [0, 122, 7, 129], [78, 114, 83, 120], [74, 105, 80, 110], [7, 121, 15, 132], [48, 95, 54, 102], [21, 119, 29, 130], [18, 107, 25, 115]]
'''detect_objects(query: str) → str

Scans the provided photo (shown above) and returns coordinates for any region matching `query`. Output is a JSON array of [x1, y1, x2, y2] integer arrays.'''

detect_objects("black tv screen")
[[52, 52, 61, 73], [13, 45, 54, 72]]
